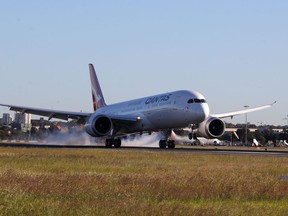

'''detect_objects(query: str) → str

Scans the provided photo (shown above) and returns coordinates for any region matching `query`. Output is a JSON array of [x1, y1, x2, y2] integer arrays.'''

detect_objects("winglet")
[[89, 64, 107, 111]]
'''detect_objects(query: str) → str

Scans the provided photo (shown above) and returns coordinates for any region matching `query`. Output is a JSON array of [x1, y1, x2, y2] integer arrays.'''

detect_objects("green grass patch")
[[0, 147, 287, 215]]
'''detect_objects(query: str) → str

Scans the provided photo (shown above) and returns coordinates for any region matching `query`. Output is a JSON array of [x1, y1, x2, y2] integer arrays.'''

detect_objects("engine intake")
[[85, 115, 113, 137], [197, 117, 225, 139]]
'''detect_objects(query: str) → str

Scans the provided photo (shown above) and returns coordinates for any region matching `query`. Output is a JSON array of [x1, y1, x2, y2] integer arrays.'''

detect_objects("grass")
[[0, 147, 287, 215]]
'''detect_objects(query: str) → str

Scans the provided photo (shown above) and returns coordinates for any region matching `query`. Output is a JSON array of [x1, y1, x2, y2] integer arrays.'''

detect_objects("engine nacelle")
[[85, 115, 113, 137], [197, 117, 226, 139]]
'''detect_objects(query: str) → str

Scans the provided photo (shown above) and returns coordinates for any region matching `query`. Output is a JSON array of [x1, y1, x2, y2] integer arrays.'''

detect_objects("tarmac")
[[0, 142, 287, 157]]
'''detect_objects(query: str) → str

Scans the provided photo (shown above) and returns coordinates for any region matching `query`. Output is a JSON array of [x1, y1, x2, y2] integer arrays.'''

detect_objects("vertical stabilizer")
[[89, 64, 107, 111]]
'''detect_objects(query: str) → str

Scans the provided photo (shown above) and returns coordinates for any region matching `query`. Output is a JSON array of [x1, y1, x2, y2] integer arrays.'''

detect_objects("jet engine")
[[197, 116, 225, 139], [85, 115, 113, 137]]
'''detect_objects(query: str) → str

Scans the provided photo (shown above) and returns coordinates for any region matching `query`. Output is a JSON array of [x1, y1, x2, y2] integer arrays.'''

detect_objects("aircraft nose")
[[201, 103, 210, 120]]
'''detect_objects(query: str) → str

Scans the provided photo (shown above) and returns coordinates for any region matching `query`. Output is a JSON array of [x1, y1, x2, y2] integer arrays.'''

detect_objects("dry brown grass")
[[0, 147, 287, 215]]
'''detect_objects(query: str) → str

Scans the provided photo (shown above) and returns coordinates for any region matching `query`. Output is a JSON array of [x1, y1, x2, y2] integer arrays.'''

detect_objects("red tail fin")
[[89, 64, 106, 111]]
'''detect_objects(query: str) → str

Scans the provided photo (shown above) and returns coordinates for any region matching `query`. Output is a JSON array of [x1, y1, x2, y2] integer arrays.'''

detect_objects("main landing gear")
[[104, 138, 176, 149], [159, 140, 175, 149], [105, 138, 121, 148]]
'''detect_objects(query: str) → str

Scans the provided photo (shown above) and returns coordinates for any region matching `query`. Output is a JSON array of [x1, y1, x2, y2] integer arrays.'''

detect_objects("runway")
[[0, 142, 287, 157]]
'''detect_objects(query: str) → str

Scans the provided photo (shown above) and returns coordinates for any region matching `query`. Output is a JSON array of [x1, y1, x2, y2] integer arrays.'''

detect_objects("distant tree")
[[262, 128, 278, 143], [278, 132, 288, 141], [0, 130, 5, 139], [236, 128, 253, 144]]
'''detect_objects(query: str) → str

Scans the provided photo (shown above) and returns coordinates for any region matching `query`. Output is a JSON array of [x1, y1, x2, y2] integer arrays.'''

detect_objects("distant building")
[[2, 113, 12, 125], [14, 112, 31, 132]]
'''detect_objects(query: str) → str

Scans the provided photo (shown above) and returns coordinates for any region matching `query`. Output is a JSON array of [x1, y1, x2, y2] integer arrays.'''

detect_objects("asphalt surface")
[[0, 142, 288, 157]]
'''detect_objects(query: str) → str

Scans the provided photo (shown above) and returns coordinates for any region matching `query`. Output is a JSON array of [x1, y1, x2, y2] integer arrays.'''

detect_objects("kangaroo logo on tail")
[[89, 64, 107, 111]]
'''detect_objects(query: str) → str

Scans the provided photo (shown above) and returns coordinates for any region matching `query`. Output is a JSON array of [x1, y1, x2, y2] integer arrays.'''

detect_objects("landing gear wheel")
[[114, 139, 121, 148], [105, 139, 113, 148], [159, 140, 167, 148], [167, 140, 175, 149], [105, 138, 122, 148]]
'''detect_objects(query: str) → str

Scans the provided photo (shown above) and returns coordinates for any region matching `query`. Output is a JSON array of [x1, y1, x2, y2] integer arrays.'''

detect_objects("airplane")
[[0, 64, 276, 148]]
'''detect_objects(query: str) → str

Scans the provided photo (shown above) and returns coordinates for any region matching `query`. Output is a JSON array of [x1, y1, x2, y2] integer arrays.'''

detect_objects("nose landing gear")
[[105, 138, 122, 148], [159, 140, 175, 149]]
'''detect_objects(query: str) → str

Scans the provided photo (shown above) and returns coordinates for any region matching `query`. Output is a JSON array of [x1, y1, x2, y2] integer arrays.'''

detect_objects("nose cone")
[[201, 103, 210, 120], [191, 91, 210, 121], [192, 103, 209, 123]]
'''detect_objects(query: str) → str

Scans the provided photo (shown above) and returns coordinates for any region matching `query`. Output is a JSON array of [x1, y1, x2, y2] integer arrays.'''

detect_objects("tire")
[[167, 140, 175, 149], [105, 139, 113, 148], [159, 140, 167, 148], [114, 139, 121, 148]]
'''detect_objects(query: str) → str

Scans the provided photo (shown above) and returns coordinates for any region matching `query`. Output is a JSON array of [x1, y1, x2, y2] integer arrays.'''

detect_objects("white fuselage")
[[87, 90, 210, 134]]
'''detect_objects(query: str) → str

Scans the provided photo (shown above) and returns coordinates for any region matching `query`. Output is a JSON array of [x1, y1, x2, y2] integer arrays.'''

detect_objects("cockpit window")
[[187, 99, 194, 103], [193, 99, 206, 103], [187, 98, 206, 104]]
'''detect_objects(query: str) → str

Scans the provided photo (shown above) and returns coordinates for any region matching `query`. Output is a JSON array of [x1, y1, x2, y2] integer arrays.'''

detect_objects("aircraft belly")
[[145, 109, 192, 130]]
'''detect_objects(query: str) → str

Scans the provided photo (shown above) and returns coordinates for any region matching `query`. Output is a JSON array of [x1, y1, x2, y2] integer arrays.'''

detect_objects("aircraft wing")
[[0, 104, 91, 121], [212, 101, 276, 119], [109, 114, 142, 136]]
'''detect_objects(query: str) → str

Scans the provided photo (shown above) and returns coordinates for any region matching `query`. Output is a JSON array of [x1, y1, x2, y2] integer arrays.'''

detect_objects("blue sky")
[[0, 0, 287, 126]]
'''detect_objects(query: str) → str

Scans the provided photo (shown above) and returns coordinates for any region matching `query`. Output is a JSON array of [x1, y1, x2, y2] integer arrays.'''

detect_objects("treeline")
[[221, 127, 288, 145]]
